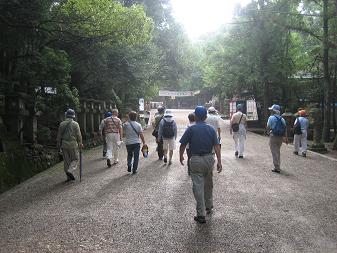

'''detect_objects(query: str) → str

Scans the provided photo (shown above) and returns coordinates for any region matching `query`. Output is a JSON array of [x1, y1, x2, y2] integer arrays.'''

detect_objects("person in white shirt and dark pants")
[[293, 110, 309, 157]]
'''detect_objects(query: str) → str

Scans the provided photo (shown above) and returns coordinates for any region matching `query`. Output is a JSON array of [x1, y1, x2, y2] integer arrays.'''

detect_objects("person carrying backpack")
[[293, 109, 309, 157], [266, 104, 288, 173], [152, 106, 165, 160], [158, 110, 177, 165], [99, 111, 112, 158]]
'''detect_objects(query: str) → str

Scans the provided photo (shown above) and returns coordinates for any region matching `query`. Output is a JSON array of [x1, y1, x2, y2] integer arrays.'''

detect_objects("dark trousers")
[[126, 143, 141, 171], [157, 138, 164, 159]]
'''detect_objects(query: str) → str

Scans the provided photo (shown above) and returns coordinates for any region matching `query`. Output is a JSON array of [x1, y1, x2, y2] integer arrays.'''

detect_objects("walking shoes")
[[194, 216, 206, 224], [66, 172, 75, 182], [206, 207, 214, 215], [107, 159, 111, 167], [271, 168, 281, 174]]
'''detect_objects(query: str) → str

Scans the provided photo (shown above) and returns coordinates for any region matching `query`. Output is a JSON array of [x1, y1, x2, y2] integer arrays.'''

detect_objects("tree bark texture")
[[322, 0, 331, 142]]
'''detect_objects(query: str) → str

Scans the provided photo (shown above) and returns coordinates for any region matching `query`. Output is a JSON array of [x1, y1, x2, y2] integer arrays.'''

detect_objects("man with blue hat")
[[267, 104, 288, 173], [57, 109, 83, 182], [179, 106, 222, 224], [230, 103, 247, 158]]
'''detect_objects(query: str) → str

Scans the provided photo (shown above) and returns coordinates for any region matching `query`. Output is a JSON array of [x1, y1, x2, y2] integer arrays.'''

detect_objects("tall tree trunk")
[[322, 0, 331, 142], [333, 62, 337, 134], [258, 0, 270, 124], [330, 0, 337, 150]]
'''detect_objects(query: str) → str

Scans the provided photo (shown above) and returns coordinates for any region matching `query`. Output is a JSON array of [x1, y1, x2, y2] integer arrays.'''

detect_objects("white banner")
[[159, 90, 196, 97], [139, 98, 144, 111]]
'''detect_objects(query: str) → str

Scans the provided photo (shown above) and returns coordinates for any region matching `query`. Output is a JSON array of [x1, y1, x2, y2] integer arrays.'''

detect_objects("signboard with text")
[[159, 90, 196, 97]]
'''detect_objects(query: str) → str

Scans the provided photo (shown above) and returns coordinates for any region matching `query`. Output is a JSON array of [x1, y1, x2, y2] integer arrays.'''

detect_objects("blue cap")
[[237, 104, 243, 110], [269, 104, 281, 111], [194, 106, 207, 118], [66, 109, 75, 118], [104, 111, 112, 118]]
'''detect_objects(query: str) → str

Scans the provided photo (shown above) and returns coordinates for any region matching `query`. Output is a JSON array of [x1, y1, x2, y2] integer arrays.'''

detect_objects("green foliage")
[[37, 126, 51, 143], [59, 0, 153, 45]]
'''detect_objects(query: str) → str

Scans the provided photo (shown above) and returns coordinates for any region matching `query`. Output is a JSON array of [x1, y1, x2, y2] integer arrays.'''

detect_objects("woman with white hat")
[[157, 110, 177, 165]]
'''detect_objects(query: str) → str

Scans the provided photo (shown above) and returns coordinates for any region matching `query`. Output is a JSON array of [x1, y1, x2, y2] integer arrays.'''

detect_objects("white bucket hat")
[[164, 110, 173, 117]]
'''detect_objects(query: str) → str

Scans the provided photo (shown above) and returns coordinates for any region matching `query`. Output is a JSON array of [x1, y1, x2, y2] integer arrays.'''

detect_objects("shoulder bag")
[[231, 114, 243, 132]]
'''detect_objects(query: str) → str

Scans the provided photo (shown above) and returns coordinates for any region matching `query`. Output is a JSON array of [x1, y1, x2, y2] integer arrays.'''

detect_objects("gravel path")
[[1, 109, 336, 253]]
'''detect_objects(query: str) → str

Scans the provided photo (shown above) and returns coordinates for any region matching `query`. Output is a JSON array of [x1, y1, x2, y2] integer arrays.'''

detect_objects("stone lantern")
[[308, 108, 327, 153]]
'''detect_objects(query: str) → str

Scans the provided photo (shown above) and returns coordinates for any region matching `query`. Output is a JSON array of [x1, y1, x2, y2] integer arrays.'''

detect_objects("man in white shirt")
[[205, 107, 221, 144], [230, 104, 247, 158]]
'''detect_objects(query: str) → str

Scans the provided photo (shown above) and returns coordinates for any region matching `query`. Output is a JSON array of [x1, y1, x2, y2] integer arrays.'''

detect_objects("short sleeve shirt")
[[123, 121, 143, 145], [179, 122, 219, 155], [294, 117, 309, 131], [231, 112, 247, 125], [104, 116, 122, 134], [205, 114, 221, 130], [267, 115, 286, 135]]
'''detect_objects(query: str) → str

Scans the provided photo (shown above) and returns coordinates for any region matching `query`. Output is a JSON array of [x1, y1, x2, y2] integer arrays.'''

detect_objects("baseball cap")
[[104, 111, 112, 118], [66, 109, 75, 118], [194, 106, 207, 118], [268, 104, 281, 112]]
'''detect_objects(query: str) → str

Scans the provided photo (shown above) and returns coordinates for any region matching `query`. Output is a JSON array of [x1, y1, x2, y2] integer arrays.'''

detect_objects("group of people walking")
[[57, 103, 309, 224]]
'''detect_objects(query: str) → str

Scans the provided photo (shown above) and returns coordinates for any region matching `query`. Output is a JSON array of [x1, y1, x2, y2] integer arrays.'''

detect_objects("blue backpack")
[[272, 116, 286, 136]]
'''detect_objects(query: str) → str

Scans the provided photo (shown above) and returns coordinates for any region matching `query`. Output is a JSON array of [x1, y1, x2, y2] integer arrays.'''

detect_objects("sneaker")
[[194, 216, 206, 224], [127, 166, 131, 172], [113, 161, 119, 165], [158, 157, 163, 160], [168, 160, 172, 165], [164, 157, 167, 163], [235, 151, 238, 157], [302, 152, 306, 157], [66, 172, 75, 181], [206, 208, 213, 215], [132, 170, 138, 174], [271, 168, 281, 173], [293, 151, 298, 155], [238, 155, 243, 159], [107, 159, 111, 167]]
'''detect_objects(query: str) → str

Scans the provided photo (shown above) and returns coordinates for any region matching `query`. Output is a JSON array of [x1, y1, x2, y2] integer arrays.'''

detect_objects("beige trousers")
[[269, 136, 283, 170], [62, 148, 79, 173], [106, 132, 120, 162], [189, 154, 215, 217]]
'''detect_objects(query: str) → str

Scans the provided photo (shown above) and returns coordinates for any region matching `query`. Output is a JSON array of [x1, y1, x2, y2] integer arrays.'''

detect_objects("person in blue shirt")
[[293, 109, 309, 157], [267, 104, 288, 173], [179, 106, 222, 224]]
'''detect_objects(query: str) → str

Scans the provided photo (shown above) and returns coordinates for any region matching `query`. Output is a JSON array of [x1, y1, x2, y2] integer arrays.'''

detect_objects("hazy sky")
[[170, 0, 251, 39]]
